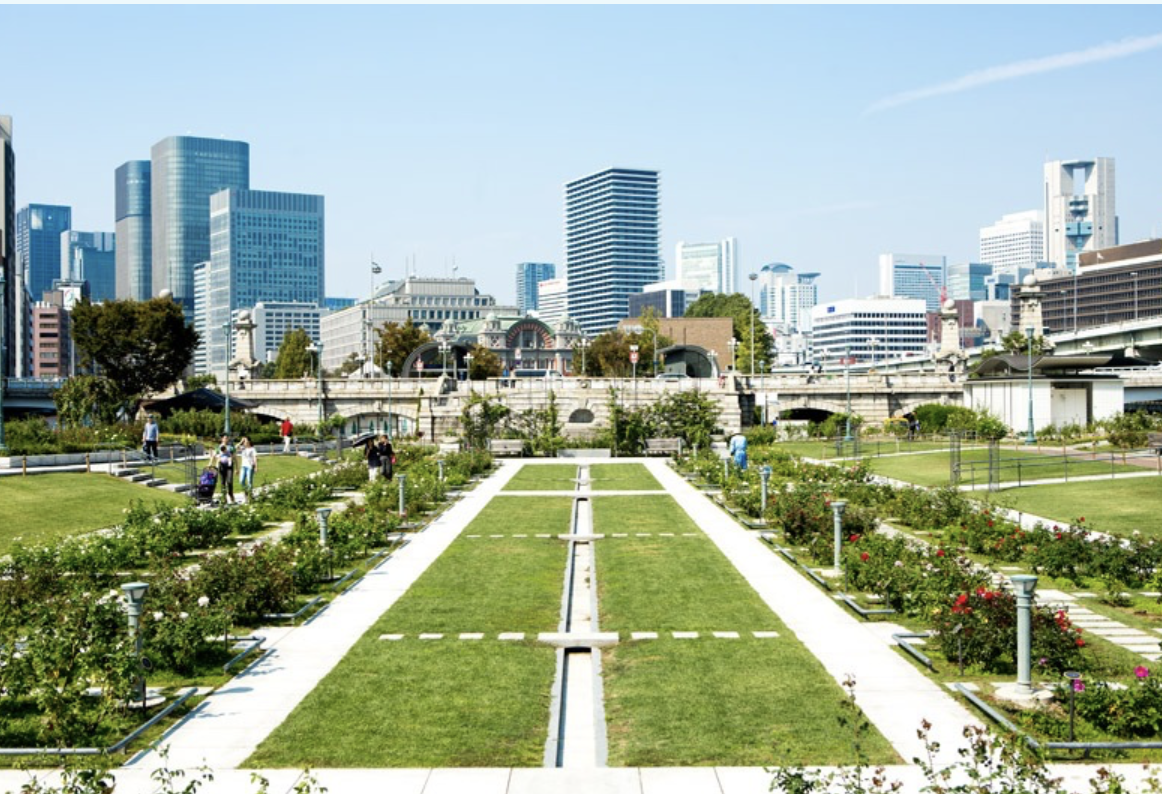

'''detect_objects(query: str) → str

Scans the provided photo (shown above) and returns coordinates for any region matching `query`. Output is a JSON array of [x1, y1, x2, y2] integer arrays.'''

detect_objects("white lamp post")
[[121, 581, 150, 704], [748, 271, 759, 374]]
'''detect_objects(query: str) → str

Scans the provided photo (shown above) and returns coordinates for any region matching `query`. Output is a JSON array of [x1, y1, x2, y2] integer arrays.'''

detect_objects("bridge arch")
[[401, 342, 473, 378], [657, 345, 719, 378]]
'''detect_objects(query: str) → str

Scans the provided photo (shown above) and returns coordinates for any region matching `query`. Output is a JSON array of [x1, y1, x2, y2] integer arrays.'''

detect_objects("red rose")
[[849, 534, 859, 542], [1077, 639, 1086, 647], [936, 549, 946, 557], [987, 520, 994, 527], [1078, 517, 1085, 523], [860, 552, 869, 562]]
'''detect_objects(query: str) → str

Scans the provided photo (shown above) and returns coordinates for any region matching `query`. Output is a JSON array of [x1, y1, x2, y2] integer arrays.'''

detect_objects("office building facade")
[[516, 262, 555, 313], [758, 263, 819, 332], [16, 204, 71, 301], [628, 283, 687, 319], [565, 168, 661, 335], [114, 160, 152, 300], [201, 189, 324, 374], [1044, 158, 1117, 271], [1, 115, 14, 381], [151, 136, 250, 312], [878, 253, 946, 313], [251, 301, 322, 364], [61, 231, 116, 302], [676, 238, 736, 294], [945, 262, 992, 302], [980, 210, 1044, 272], [535, 277, 567, 326], [810, 297, 928, 365]]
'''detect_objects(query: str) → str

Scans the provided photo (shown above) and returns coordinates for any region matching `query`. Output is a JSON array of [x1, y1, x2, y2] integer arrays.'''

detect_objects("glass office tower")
[[515, 261, 555, 313], [115, 160, 152, 300], [61, 231, 116, 303], [16, 204, 71, 300], [151, 136, 249, 312]]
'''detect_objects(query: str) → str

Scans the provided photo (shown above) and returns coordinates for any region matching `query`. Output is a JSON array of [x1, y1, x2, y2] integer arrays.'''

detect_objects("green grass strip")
[[992, 477, 1162, 537], [246, 498, 571, 767], [503, 464, 579, 491], [151, 454, 322, 488], [0, 473, 188, 553], [867, 449, 1140, 487], [594, 496, 898, 767], [589, 463, 662, 491]]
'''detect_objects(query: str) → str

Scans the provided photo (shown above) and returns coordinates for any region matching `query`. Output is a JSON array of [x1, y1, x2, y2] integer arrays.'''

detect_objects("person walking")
[[365, 434, 383, 482], [728, 432, 748, 472], [217, 435, 236, 504], [238, 436, 258, 498], [142, 415, 160, 460], [280, 417, 294, 454], [381, 435, 395, 481]]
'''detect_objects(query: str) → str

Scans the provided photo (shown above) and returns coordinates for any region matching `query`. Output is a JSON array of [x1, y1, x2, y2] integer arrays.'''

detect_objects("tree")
[[467, 343, 502, 380], [185, 373, 219, 392], [586, 329, 633, 377], [684, 292, 773, 373], [335, 352, 363, 377], [460, 393, 511, 450], [998, 330, 1048, 356], [53, 375, 122, 428], [376, 319, 431, 375], [273, 327, 315, 379], [70, 297, 199, 408]]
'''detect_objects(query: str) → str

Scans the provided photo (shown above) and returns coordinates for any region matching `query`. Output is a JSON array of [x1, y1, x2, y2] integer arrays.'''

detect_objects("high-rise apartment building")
[[1, 115, 14, 382], [151, 136, 250, 312], [16, 204, 71, 300], [980, 210, 1044, 272], [115, 160, 152, 300], [878, 253, 946, 313], [758, 263, 819, 332], [945, 262, 992, 303], [61, 231, 116, 302], [1044, 158, 1117, 271], [516, 262, 555, 313], [676, 238, 736, 294], [201, 189, 324, 373], [535, 277, 567, 326], [565, 168, 661, 335]]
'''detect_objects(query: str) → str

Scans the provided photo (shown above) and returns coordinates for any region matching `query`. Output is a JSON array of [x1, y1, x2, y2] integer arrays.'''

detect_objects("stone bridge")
[[226, 371, 965, 439]]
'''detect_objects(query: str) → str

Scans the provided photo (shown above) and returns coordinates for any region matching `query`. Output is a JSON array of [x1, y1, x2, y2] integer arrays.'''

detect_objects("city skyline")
[[4, 6, 1162, 309]]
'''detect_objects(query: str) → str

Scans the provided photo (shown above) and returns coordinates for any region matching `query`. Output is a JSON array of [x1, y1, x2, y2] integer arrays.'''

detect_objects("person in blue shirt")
[[142, 415, 159, 460], [729, 433, 748, 471]]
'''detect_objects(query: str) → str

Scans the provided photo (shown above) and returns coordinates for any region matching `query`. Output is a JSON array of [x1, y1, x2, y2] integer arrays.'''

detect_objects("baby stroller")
[[196, 466, 219, 505]]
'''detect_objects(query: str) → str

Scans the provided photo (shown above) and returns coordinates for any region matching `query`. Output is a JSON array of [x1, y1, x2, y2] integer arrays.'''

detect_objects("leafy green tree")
[[467, 343, 502, 380], [652, 390, 721, 449], [273, 327, 314, 379], [998, 330, 1048, 355], [69, 296, 199, 408], [684, 292, 772, 373], [460, 393, 511, 450], [185, 373, 219, 392], [335, 352, 363, 377], [377, 319, 432, 375], [53, 375, 123, 427]]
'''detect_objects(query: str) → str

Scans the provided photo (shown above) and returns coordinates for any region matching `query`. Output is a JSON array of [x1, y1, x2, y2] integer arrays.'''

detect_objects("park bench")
[[644, 437, 683, 456], [1148, 432, 1162, 454], [488, 439, 525, 457]]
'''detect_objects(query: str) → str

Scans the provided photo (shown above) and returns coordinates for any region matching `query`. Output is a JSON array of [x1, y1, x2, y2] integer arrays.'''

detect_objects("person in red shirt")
[[280, 417, 294, 454]]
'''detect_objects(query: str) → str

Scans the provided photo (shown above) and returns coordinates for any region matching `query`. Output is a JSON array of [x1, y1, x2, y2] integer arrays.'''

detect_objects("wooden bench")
[[488, 439, 525, 457], [644, 438, 683, 456]]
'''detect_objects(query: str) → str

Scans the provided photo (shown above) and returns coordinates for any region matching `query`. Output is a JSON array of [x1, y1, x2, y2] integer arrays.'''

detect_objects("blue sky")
[[5, 5, 1162, 305]]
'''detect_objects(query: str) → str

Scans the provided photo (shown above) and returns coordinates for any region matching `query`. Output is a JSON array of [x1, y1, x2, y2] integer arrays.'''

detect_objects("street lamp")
[[749, 271, 759, 374], [1025, 326, 1036, 444], [121, 581, 149, 704], [728, 338, 739, 371], [464, 352, 474, 385], [438, 340, 450, 375], [222, 317, 233, 436], [577, 337, 590, 375], [305, 341, 325, 429], [629, 343, 639, 404], [843, 347, 853, 442]]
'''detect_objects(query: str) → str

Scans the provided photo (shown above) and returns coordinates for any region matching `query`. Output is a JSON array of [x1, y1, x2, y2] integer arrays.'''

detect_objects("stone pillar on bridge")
[[231, 310, 261, 381], [1017, 274, 1045, 336]]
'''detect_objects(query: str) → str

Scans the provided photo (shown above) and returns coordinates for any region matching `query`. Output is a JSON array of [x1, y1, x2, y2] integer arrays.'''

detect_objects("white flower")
[[152, 611, 164, 621], [179, 612, 189, 621], [197, 596, 210, 608]]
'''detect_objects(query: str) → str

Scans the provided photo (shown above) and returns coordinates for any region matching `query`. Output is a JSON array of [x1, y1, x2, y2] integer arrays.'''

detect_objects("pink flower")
[[1136, 666, 1150, 679], [1073, 679, 1085, 692]]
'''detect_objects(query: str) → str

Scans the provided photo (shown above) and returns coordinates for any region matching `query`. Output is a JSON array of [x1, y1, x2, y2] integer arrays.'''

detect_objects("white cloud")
[[867, 32, 1162, 114]]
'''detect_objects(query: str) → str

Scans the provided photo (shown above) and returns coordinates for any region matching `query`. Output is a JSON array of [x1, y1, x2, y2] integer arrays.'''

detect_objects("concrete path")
[[124, 462, 521, 771]]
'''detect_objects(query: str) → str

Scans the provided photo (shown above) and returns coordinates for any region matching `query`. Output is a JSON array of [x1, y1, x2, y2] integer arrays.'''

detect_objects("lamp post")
[[629, 344, 639, 404], [305, 342, 324, 429], [831, 500, 847, 572], [222, 318, 233, 436], [464, 352, 474, 388], [578, 337, 590, 375], [386, 360, 394, 438], [749, 271, 759, 374], [1132, 271, 1139, 321], [121, 581, 149, 704], [728, 338, 739, 372], [438, 340, 450, 376], [843, 347, 853, 442], [1012, 574, 1039, 695], [1025, 326, 1035, 444]]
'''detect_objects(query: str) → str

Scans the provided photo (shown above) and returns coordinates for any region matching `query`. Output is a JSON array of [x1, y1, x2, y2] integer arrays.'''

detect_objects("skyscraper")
[[115, 160, 151, 300], [979, 210, 1044, 272], [0, 115, 14, 382], [535, 277, 567, 326], [16, 204, 71, 300], [1044, 158, 1117, 271], [878, 253, 946, 313], [151, 136, 249, 312], [61, 231, 116, 303], [565, 168, 661, 335], [202, 189, 324, 373], [945, 262, 993, 303], [758, 263, 819, 332], [676, 238, 736, 294], [515, 262, 555, 313]]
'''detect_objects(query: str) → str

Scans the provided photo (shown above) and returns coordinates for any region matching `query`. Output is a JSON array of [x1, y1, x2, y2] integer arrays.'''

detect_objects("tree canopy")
[[575, 326, 668, 377], [376, 319, 432, 375], [466, 343, 502, 380], [273, 327, 315, 379], [684, 292, 773, 373], [69, 297, 199, 406]]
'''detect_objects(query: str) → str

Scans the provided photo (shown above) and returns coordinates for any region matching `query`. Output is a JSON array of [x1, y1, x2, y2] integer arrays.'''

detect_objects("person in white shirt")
[[239, 436, 258, 496]]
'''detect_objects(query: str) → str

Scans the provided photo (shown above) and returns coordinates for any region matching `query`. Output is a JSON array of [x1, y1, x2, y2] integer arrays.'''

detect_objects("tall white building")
[[676, 238, 736, 294], [535, 277, 567, 327], [878, 253, 946, 313], [251, 301, 321, 364], [810, 297, 927, 365], [1044, 158, 1117, 271], [980, 210, 1044, 272], [758, 263, 819, 332]]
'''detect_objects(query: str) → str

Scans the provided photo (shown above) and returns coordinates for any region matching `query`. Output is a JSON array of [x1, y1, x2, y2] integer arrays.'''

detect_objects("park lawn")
[[593, 497, 898, 766], [149, 454, 322, 489], [867, 448, 1141, 487], [589, 463, 662, 491], [991, 477, 1162, 538], [503, 463, 580, 491], [775, 439, 956, 459], [246, 498, 570, 767], [0, 473, 187, 553]]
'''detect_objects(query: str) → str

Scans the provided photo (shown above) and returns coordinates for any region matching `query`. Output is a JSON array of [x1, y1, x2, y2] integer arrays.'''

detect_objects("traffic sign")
[[629, 351, 639, 364], [416, 359, 425, 371]]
